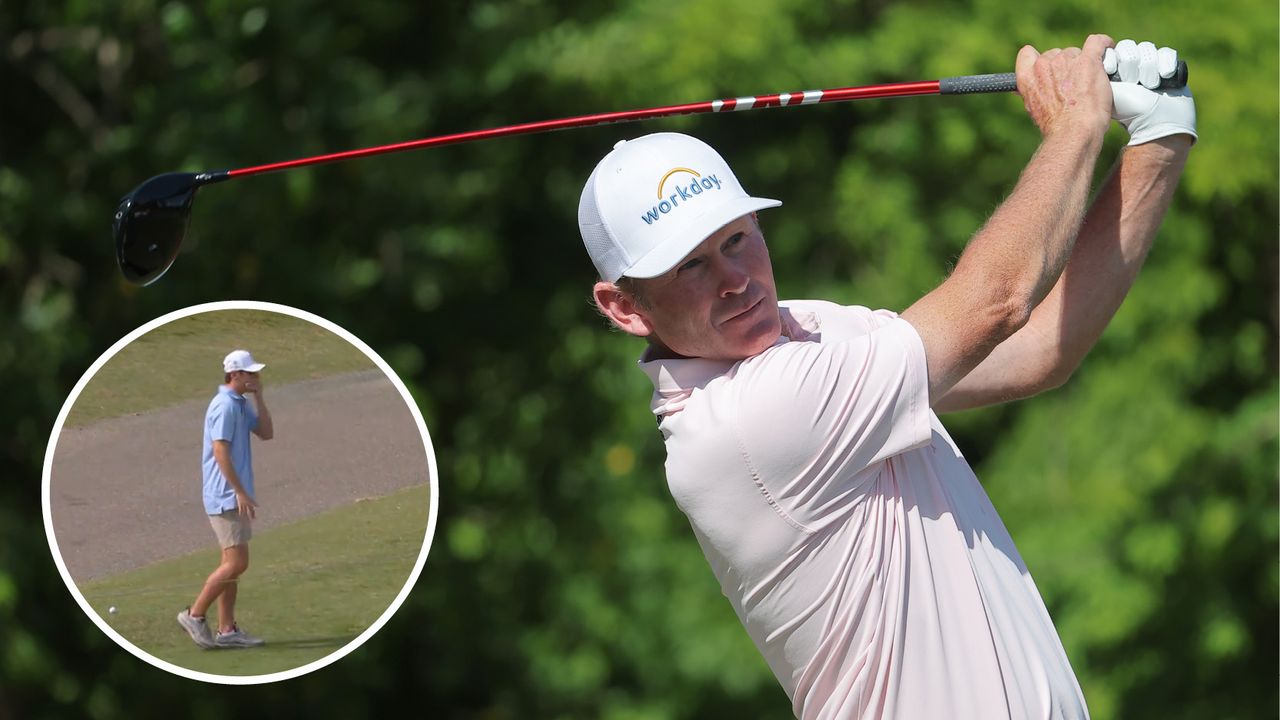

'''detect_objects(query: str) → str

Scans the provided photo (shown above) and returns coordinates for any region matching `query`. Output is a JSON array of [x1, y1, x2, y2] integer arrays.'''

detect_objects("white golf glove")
[[1104, 39, 1197, 146]]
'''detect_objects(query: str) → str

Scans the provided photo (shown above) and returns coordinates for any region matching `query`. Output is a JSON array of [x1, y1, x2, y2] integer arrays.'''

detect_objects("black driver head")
[[113, 171, 217, 285]]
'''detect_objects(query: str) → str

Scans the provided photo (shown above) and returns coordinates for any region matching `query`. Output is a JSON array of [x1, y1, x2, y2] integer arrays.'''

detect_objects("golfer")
[[177, 349, 274, 649], [580, 36, 1193, 719]]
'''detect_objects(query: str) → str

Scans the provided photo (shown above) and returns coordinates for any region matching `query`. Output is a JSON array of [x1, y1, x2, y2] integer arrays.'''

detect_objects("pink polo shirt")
[[640, 300, 1088, 720]]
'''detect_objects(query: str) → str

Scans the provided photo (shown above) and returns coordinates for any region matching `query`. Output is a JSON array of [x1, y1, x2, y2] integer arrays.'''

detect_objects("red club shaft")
[[227, 80, 942, 179]]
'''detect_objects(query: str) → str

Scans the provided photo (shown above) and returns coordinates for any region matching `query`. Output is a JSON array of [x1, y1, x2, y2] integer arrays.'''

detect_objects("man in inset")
[[580, 36, 1194, 718], [177, 349, 274, 649]]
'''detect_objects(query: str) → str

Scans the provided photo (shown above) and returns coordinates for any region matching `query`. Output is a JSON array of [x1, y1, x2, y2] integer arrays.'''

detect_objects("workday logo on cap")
[[640, 167, 724, 226], [578, 132, 781, 283]]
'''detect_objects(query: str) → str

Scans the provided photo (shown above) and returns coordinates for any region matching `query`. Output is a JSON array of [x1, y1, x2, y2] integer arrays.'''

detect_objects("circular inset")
[[42, 301, 438, 684]]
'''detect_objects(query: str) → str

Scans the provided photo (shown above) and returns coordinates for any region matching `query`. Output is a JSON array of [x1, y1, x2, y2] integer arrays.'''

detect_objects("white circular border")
[[40, 300, 440, 685]]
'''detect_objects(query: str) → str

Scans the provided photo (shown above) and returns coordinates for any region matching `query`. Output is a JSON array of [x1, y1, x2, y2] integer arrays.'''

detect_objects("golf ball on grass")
[[108, 606, 118, 615]]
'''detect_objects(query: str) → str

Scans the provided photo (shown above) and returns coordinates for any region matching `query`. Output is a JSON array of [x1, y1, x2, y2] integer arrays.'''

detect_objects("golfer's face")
[[635, 215, 780, 361], [231, 371, 257, 393]]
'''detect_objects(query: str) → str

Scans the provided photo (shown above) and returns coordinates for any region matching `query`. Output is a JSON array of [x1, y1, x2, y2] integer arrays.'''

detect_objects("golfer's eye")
[[723, 232, 745, 251], [677, 257, 703, 274]]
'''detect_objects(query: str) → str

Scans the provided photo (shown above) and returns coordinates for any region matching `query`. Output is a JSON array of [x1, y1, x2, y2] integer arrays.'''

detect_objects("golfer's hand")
[[236, 491, 257, 520], [1105, 39, 1197, 146], [244, 376, 263, 395], [1016, 34, 1115, 139]]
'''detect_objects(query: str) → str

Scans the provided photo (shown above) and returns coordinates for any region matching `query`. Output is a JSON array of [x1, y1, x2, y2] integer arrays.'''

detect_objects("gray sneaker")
[[214, 624, 265, 648], [177, 608, 215, 649]]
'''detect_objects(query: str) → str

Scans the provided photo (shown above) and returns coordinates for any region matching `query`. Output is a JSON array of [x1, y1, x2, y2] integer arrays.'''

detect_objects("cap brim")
[[245, 363, 266, 372], [621, 196, 781, 280]]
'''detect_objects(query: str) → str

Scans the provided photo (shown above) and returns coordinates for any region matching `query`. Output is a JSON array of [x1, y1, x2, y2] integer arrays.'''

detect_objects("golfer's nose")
[[716, 260, 750, 298]]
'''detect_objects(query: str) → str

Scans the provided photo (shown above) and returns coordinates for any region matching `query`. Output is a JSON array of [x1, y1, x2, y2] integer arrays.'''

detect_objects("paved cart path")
[[49, 371, 431, 582]]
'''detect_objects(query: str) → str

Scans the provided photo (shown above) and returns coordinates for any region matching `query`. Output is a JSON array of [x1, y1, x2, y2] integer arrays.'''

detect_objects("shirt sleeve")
[[208, 401, 235, 442], [732, 316, 932, 526]]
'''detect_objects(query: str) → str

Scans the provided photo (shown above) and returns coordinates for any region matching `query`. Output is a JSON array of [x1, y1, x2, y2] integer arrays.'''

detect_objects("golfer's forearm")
[[955, 126, 1105, 320], [253, 397, 274, 440], [212, 444, 248, 495], [935, 137, 1190, 411], [1022, 136, 1190, 380], [903, 127, 1105, 399]]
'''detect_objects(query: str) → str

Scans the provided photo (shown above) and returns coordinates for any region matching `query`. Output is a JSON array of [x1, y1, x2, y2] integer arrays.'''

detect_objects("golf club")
[[114, 61, 1188, 286]]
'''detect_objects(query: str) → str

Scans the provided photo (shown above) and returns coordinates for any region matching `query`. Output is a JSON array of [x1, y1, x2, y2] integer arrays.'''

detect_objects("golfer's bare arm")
[[901, 35, 1115, 405], [933, 137, 1191, 412], [211, 441, 250, 496], [251, 395, 273, 440], [244, 375, 273, 439]]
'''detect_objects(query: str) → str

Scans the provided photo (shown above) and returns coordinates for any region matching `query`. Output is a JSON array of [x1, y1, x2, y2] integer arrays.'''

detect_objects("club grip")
[[939, 73, 1019, 94], [940, 60, 1189, 95]]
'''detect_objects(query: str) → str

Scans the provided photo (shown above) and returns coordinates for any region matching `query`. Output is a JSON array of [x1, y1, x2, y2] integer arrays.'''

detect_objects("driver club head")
[[113, 171, 218, 285]]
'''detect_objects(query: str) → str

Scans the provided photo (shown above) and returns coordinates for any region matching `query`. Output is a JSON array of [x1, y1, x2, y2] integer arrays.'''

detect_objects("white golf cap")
[[223, 349, 266, 373], [579, 133, 781, 282]]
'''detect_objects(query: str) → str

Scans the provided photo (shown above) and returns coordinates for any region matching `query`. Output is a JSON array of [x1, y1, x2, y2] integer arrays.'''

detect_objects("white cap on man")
[[223, 349, 266, 373], [578, 133, 781, 282]]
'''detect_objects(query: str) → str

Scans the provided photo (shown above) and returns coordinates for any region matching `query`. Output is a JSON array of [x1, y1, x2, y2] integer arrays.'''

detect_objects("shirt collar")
[[638, 304, 821, 417], [219, 384, 246, 401]]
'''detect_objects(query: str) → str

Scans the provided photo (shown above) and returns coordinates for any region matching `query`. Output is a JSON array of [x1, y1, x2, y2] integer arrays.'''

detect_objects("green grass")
[[68, 309, 375, 426], [80, 483, 430, 677]]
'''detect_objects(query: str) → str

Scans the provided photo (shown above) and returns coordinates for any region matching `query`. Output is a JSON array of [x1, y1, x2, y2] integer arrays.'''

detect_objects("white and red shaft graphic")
[[224, 60, 1184, 179], [228, 81, 942, 179]]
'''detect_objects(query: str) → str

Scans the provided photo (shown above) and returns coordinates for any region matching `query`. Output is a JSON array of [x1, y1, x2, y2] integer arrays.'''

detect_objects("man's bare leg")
[[217, 556, 243, 633], [191, 545, 249, 624]]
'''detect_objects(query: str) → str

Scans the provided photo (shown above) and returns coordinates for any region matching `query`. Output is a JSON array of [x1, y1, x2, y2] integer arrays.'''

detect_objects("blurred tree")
[[1, 0, 1274, 718]]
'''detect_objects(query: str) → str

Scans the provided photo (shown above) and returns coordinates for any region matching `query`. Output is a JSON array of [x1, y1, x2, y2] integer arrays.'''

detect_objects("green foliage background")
[[2, 1, 1275, 718]]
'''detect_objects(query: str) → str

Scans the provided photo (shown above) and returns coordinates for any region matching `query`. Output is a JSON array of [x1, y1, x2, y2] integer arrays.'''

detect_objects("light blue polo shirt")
[[202, 385, 259, 515]]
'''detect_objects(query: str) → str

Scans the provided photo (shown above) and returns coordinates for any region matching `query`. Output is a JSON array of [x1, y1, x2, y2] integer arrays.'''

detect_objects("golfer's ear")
[[593, 281, 653, 337]]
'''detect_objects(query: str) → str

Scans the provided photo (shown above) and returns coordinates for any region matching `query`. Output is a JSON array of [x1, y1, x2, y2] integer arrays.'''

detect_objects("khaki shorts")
[[209, 509, 252, 549]]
